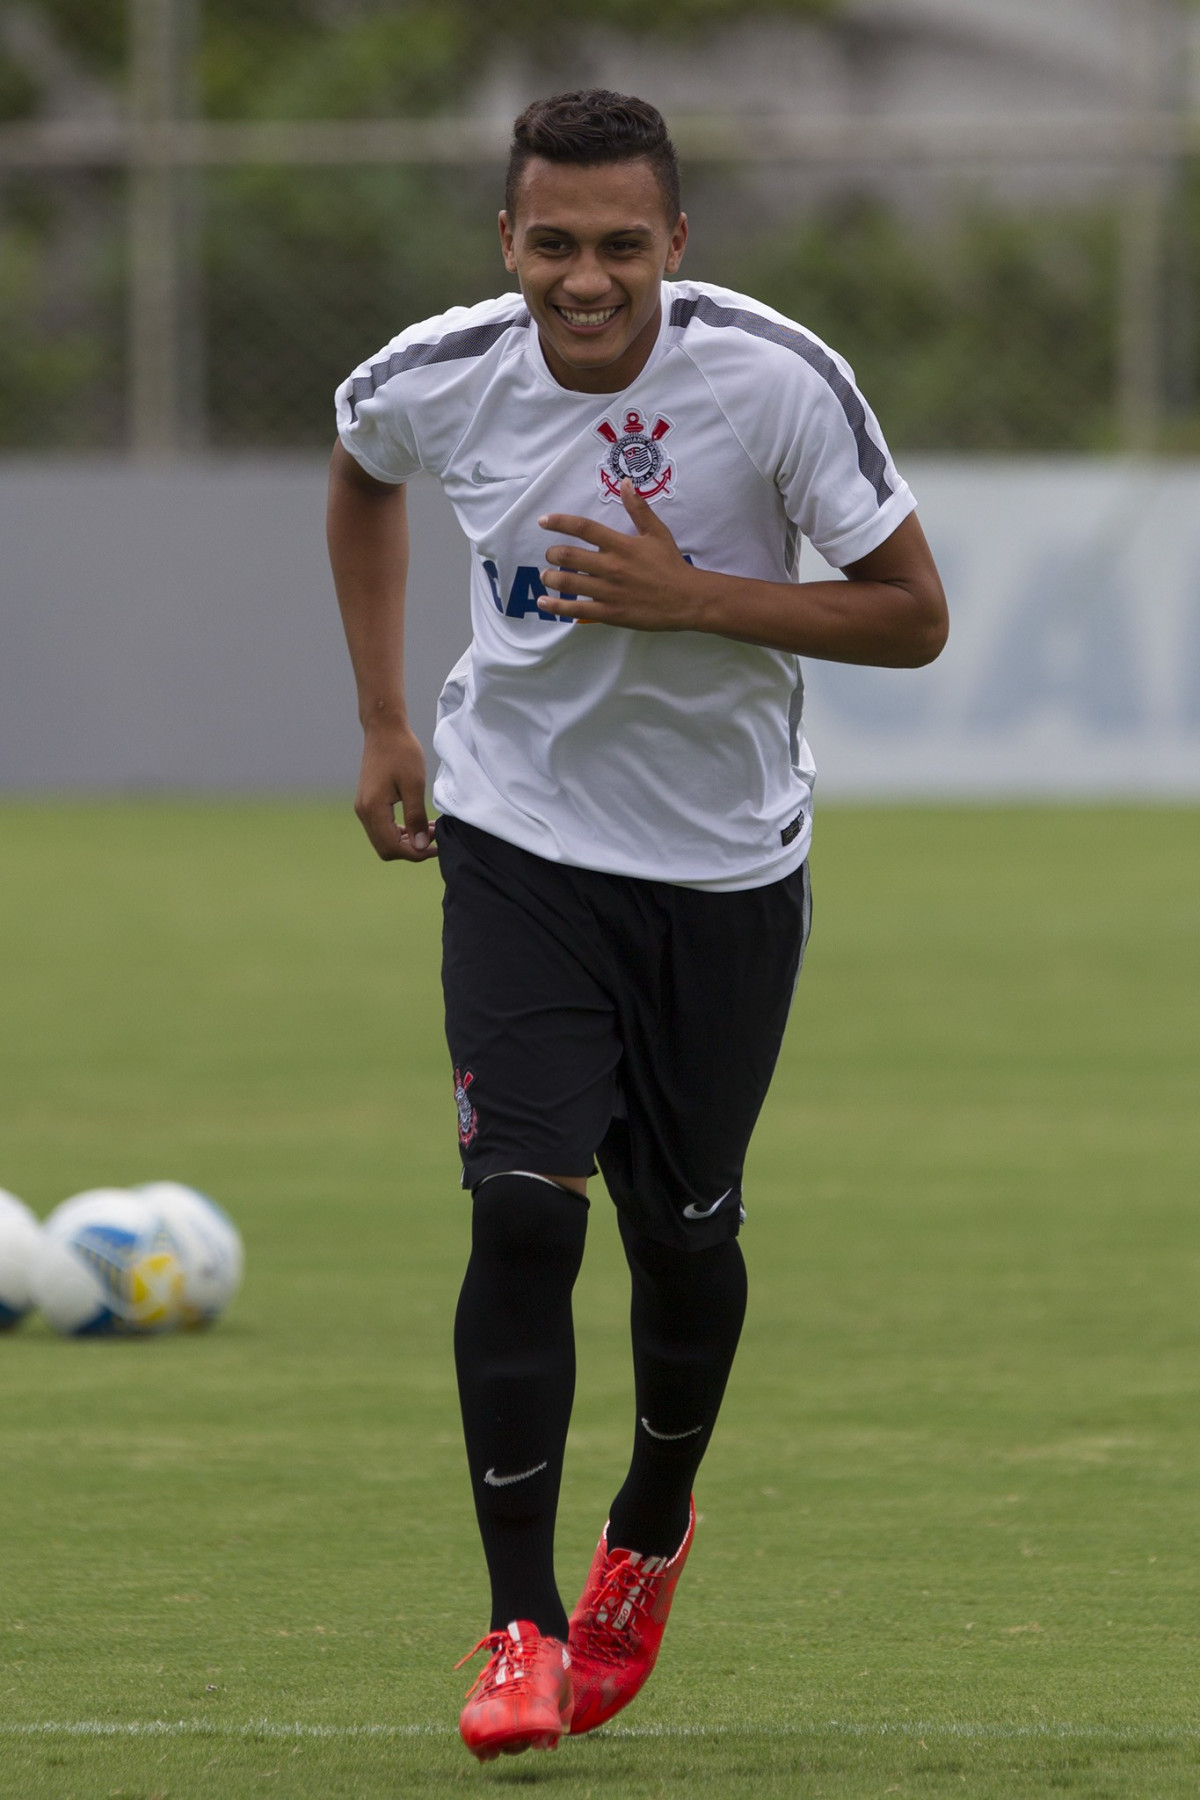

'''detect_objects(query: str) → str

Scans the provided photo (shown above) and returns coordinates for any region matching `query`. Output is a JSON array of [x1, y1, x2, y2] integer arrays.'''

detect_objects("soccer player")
[[328, 90, 947, 1762]]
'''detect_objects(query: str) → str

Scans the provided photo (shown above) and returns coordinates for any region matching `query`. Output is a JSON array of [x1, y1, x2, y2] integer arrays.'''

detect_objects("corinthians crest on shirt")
[[594, 408, 676, 504]]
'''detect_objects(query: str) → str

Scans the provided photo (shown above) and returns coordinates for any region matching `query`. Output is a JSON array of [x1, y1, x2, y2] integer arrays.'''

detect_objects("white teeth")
[[559, 306, 618, 326]]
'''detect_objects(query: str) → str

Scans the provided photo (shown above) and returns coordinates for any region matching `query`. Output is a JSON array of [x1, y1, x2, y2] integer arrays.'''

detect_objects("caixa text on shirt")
[[481, 556, 693, 622]]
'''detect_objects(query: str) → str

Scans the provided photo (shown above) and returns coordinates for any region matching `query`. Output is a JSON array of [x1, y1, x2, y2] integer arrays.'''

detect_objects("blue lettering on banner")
[[977, 550, 1144, 731], [806, 661, 934, 733]]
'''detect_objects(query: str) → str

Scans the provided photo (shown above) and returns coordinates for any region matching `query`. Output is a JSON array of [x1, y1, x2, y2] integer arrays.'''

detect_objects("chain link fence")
[[1, 0, 1197, 455]]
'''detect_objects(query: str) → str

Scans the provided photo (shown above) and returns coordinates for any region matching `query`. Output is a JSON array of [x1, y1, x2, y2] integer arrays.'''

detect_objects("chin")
[[564, 343, 618, 363], [558, 331, 625, 362]]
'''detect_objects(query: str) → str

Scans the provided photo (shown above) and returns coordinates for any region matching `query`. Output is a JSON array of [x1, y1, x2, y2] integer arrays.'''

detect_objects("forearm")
[[539, 493, 949, 667], [326, 444, 436, 861], [685, 568, 947, 667], [326, 447, 412, 727]]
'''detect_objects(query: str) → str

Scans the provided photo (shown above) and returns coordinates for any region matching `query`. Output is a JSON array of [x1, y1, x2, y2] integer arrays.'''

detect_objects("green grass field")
[[1, 802, 1198, 1799]]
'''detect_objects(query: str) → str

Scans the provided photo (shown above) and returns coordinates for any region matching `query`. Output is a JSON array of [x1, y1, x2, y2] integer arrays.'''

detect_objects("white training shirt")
[[335, 279, 915, 891]]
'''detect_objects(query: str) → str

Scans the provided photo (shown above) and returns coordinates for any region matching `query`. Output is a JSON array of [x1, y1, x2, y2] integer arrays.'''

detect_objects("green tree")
[[1, 0, 841, 447], [741, 197, 1122, 452]]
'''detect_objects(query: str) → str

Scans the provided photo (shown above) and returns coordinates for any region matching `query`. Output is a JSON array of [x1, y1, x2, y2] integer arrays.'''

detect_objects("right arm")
[[326, 440, 437, 863]]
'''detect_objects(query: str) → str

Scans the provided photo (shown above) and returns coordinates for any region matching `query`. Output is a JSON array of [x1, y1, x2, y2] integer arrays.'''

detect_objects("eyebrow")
[[524, 222, 656, 239]]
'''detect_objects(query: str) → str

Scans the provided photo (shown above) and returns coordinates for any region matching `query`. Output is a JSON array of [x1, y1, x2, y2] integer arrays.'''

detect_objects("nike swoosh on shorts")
[[682, 1188, 734, 1220], [484, 1461, 549, 1487]]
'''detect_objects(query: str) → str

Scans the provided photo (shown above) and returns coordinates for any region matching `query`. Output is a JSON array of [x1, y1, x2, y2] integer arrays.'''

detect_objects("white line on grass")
[[0, 1723, 442, 1740], [3, 1721, 1200, 1743]]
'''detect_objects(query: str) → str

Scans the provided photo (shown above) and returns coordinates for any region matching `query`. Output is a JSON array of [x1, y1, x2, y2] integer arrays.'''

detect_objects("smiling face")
[[500, 156, 687, 394]]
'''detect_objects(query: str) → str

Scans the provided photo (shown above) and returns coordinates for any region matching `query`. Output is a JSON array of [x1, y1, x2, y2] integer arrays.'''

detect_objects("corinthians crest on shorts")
[[594, 408, 676, 504], [454, 1066, 478, 1148]]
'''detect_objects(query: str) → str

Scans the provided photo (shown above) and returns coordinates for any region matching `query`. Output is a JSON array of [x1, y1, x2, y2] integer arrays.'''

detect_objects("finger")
[[379, 829, 439, 862], [538, 511, 626, 551], [540, 566, 613, 597], [356, 796, 438, 862], [355, 798, 411, 861], [544, 544, 608, 576], [537, 595, 610, 625], [401, 789, 433, 853], [397, 826, 439, 860], [620, 477, 669, 534]]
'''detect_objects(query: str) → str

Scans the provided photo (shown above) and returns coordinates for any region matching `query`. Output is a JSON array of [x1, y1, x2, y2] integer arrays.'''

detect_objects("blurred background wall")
[[1, 0, 1198, 795]]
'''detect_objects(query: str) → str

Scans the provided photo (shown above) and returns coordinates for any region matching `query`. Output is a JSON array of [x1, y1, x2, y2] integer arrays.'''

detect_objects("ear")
[[498, 210, 518, 273], [665, 213, 688, 276]]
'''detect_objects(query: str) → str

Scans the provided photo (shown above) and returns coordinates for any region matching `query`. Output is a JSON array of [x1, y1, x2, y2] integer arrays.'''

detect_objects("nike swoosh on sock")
[[640, 1418, 704, 1442], [484, 1460, 549, 1487]]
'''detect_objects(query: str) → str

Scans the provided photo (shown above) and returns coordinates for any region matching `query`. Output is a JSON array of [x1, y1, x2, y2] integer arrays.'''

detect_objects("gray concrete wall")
[[0, 461, 468, 792], [3, 456, 1199, 799]]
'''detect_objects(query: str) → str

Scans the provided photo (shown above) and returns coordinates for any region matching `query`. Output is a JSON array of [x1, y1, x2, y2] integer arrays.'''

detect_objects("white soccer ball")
[[135, 1182, 244, 1327], [32, 1188, 188, 1336], [0, 1190, 42, 1329]]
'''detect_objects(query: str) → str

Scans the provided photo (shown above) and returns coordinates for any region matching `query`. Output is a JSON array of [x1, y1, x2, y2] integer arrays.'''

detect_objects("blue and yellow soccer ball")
[[31, 1188, 189, 1336], [134, 1182, 244, 1328]]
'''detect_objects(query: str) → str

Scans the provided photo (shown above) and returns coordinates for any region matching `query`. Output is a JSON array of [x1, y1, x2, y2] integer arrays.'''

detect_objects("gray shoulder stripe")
[[670, 295, 892, 505], [348, 311, 530, 421]]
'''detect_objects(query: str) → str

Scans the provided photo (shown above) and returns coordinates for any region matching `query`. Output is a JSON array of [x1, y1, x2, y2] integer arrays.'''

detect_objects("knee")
[[621, 1217, 743, 1281], [470, 1171, 588, 1273]]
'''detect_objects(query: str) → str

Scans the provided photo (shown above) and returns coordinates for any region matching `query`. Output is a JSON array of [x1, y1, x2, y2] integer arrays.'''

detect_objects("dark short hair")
[[506, 90, 681, 223]]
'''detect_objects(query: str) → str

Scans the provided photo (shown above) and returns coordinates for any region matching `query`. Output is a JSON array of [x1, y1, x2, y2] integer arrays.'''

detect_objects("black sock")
[[606, 1214, 748, 1558], [453, 1173, 588, 1640]]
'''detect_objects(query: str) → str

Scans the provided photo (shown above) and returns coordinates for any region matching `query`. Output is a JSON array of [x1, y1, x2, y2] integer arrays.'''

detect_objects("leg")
[[454, 1172, 588, 1640], [439, 820, 620, 1632], [607, 1213, 748, 1558], [569, 860, 812, 1733]]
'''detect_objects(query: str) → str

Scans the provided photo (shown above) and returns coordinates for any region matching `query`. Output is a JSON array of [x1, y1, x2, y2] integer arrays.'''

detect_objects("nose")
[[560, 249, 613, 304]]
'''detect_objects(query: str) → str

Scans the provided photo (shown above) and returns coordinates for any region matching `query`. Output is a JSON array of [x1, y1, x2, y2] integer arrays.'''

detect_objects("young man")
[[328, 90, 946, 1762]]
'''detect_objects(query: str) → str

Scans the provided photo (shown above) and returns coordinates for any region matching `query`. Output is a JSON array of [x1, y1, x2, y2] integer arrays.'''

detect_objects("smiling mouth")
[[554, 304, 621, 329]]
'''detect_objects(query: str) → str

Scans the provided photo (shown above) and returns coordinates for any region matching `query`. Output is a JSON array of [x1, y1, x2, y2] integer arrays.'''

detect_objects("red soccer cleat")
[[567, 1498, 695, 1734], [456, 1619, 573, 1762]]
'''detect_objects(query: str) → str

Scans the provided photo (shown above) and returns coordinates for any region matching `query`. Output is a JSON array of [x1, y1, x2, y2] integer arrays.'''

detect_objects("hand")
[[538, 479, 702, 631], [354, 720, 438, 862]]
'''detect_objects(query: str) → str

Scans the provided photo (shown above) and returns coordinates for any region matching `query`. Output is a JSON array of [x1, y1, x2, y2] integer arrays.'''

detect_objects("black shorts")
[[437, 815, 812, 1251]]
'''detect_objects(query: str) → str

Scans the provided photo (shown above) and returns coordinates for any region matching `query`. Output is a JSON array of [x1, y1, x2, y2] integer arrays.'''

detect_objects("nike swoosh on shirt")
[[682, 1188, 734, 1220], [470, 461, 520, 484], [484, 1461, 548, 1487]]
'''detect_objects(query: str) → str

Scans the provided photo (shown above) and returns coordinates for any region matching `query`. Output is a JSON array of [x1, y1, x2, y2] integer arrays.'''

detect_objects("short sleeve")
[[674, 290, 916, 571], [334, 328, 426, 485], [776, 343, 916, 569]]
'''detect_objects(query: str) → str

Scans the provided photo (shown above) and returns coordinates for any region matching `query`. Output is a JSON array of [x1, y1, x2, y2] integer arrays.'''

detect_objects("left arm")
[[539, 481, 948, 668]]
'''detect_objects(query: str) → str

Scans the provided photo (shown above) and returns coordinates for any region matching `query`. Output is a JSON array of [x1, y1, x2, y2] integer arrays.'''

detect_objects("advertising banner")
[[805, 459, 1200, 796]]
